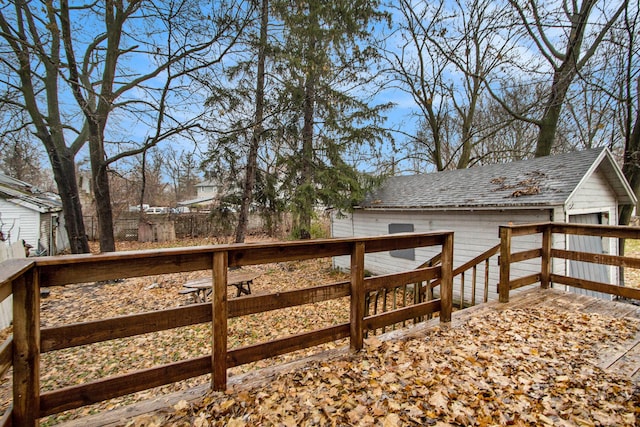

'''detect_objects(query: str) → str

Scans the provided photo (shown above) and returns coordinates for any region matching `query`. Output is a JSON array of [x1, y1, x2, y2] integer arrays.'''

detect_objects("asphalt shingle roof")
[[361, 148, 621, 209]]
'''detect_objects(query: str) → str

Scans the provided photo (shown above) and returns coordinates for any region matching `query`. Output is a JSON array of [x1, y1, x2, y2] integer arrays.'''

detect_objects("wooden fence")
[[0, 231, 453, 426], [498, 222, 640, 302]]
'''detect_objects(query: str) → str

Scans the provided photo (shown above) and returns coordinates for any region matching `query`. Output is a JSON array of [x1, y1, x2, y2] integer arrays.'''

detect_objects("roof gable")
[[361, 148, 636, 210]]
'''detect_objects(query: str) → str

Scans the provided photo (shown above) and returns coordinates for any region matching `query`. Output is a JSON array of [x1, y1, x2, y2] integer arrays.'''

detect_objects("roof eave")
[[357, 202, 562, 211]]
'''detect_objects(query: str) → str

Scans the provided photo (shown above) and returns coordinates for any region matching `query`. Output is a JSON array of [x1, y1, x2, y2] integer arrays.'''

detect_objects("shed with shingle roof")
[[331, 148, 637, 302]]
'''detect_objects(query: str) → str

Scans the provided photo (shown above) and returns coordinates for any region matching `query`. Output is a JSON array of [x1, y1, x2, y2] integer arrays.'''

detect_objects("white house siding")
[[332, 208, 551, 303], [566, 169, 617, 213], [564, 169, 620, 298], [0, 200, 37, 330], [0, 198, 40, 247], [0, 241, 25, 329]]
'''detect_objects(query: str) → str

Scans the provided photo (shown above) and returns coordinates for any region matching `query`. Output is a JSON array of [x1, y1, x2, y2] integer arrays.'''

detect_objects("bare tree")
[[498, 0, 626, 157], [386, 0, 519, 171], [0, 0, 250, 252]]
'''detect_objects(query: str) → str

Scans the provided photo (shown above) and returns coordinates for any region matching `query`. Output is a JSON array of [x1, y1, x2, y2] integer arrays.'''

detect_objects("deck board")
[[582, 298, 640, 318], [606, 339, 640, 378], [58, 287, 640, 426]]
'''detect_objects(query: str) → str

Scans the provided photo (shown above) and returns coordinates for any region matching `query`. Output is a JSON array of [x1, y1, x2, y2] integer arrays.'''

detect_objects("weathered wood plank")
[[363, 300, 441, 332], [494, 288, 563, 312], [39, 356, 211, 417], [509, 274, 540, 290], [582, 299, 640, 318], [40, 304, 212, 352], [499, 227, 512, 303], [12, 268, 40, 426], [362, 233, 446, 254], [507, 223, 550, 237], [551, 274, 640, 300], [227, 324, 350, 368], [364, 268, 440, 293], [229, 282, 350, 318], [38, 253, 212, 286], [211, 252, 228, 391], [541, 227, 551, 289], [0, 337, 12, 379], [0, 259, 33, 303], [440, 232, 454, 322], [543, 291, 603, 313], [510, 248, 542, 264], [350, 242, 365, 351], [551, 248, 640, 269], [605, 338, 640, 379], [37, 233, 449, 286], [551, 223, 640, 239], [596, 329, 640, 371], [0, 258, 33, 287]]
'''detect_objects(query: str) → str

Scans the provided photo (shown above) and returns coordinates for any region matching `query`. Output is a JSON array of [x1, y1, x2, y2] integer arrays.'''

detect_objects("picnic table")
[[179, 270, 261, 302]]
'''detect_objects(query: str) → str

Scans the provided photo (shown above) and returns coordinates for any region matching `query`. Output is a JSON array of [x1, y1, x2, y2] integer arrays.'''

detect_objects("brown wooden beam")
[[551, 249, 640, 269], [350, 242, 365, 351], [227, 324, 350, 367], [211, 252, 228, 391], [551, 274, 640, 300], [39, 356, 211, 417], [363, 300, 441, 331], [12, 268, 40, 426], [40, 304, 211, 352]]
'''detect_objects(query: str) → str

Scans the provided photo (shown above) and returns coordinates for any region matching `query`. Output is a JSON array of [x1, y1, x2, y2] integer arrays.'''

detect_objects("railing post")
[[540, 224, 552, 289], [499, 226, 512, 303], [439, 232, 453, 323], [350, 241, 365, 351], [13, 267, 40, 426], [211, 251, 228, 391]]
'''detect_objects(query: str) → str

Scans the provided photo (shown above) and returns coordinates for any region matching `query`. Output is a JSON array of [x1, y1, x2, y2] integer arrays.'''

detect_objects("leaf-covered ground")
[[136, 307, 640, 427], [1, 237, 639, 425], [0, 237, 356, 425]]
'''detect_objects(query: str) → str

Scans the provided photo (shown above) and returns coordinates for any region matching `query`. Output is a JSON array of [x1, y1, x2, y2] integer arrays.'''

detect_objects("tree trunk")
[[298, 64, 316, 239], [535, 67, 574, 157], [620, 110, 640, 226], [89, 132, 116, 252], [49, 147, 90, 254], [235, 0, 268, 244]]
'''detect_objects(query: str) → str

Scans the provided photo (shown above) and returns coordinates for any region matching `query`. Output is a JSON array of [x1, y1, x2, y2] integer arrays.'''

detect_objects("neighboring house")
[[177, 180, 219, 212], [0, 173, 70, 256], [332, 148, 637, 302]]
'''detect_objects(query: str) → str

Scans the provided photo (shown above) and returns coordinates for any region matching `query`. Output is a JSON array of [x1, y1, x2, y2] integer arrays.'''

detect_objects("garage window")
[[389, 223, 415, 260]]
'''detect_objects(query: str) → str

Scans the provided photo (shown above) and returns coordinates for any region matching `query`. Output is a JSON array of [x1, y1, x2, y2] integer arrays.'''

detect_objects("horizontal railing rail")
[[499, 222, 640, 303], [0, 231, 454, 426]]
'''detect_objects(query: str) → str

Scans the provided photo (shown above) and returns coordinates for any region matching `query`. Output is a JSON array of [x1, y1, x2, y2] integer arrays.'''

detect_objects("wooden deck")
[[59, 287, 640, 427]]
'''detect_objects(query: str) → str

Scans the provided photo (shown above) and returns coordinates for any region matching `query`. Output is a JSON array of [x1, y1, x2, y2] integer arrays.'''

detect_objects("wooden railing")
[[498, 222, 640, 302], [364, 243, 501, 331], [431, 244, 501, 308], [0, 232, 453, 426]]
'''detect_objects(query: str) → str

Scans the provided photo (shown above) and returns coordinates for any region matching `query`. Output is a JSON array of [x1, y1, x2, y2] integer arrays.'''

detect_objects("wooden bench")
[[180, 270, 261, 302]]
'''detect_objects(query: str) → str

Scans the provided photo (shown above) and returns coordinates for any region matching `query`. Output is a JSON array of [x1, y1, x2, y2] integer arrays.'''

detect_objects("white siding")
[[0, 198, 40, 247], [0, 199, 38, 330], [0, 240, 26, 329], [565, 168, 621, 291], [566, 169, 616, 213], [332, 208, 552, 303]]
